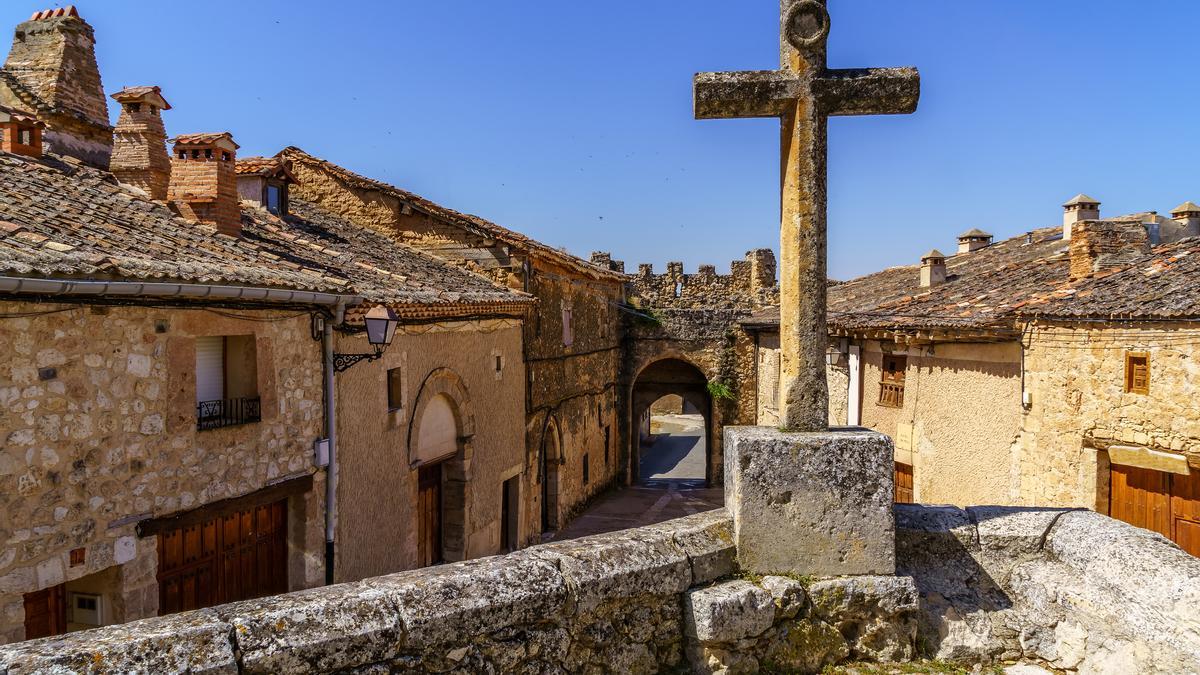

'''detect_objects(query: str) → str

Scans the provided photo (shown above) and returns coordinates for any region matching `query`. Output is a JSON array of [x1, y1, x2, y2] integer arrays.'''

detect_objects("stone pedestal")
[[724, 426, 895, 576]]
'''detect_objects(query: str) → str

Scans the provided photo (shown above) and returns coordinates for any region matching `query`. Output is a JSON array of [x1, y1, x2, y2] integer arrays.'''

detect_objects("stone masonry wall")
[[1017, 321, 1200, 508], [628, 250, 779, 311], [0, 301, 326, 643]]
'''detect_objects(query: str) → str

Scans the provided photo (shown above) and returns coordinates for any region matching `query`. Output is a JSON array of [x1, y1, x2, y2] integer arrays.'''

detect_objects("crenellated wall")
[[622, 249, 779, 311]]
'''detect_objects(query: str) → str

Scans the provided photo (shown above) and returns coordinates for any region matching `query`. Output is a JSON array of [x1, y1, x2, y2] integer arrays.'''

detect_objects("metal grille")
[[196, 397, 261, 431]]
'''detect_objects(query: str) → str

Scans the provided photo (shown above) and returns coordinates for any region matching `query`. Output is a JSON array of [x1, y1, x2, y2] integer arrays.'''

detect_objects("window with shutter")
[[562, 305, 573, 347], [878, 355, 906, 408], [195, 336, 225, 404], [1125, 352, 1150, 394], [195, 336, 261, 430]]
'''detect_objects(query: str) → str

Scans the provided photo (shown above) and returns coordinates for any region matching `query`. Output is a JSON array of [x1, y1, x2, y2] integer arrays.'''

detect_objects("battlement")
[[626, 248, 779, 310]]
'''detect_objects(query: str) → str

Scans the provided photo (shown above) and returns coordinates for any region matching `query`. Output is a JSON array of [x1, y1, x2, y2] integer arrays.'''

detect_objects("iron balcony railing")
[[196, 397, 262, 431], [878, 382, 905, 409]]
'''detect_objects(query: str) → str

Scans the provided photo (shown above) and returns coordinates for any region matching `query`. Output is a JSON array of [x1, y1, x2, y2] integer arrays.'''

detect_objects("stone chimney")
[[110, 86, 171, 200], [1171, 202, 1200, 239], [956, 228, 992, 254], [235, 156, 297, 216], [168, 133, 241, 236], [0, 7, 112, 167], [1069, 220, 1150, 280], [0, 104, 44, 158], [1062, 194, 1100, 240], [919, 249, 946, 287]]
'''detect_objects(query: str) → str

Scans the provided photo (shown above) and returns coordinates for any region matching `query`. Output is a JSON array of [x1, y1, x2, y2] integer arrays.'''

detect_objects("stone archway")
[[630, 358, 714, 486], [539, 416, 562, 533], [408, 368, 474, 564]]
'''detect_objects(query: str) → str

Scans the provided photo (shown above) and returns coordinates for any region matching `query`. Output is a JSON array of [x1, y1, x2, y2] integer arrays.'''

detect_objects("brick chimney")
[[1069, 220, 1150, 280], [0, 104, 44, 158], [1062, 194, 1100, 240], [1171, 202, 1200, 239], [919, 249, 946, 287], [0, 7, 112, 167], [956, 228, 992, 254], [168, 133, 241, 236], [110, 86, 171, 200]]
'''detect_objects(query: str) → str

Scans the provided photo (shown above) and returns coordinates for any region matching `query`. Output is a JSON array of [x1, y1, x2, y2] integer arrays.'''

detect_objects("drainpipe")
[[324, 300, 346, 584]]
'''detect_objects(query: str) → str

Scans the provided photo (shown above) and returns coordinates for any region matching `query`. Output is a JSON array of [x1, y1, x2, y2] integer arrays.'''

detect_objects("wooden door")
[[418, 463, 443, 567], [158, 499, 287, 615], [23, 584, 66, 640], [1171, 470, 1200, 556], [894, 462, 914, 504], [1109, 465, 1172, 539]]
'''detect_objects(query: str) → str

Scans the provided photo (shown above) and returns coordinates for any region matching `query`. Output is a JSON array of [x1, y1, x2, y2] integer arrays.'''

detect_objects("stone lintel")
[[724, 426, 895, 576], [694, 70, 801, 119]]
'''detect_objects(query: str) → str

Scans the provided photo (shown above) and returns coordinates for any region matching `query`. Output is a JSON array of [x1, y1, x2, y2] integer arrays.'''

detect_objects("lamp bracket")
[[333, 351, 382, 373]]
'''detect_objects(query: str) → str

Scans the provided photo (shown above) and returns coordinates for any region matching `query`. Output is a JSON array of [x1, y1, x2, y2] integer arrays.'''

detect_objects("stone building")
[[279, 147, 628, 540], [745, 195, 1200, 543]]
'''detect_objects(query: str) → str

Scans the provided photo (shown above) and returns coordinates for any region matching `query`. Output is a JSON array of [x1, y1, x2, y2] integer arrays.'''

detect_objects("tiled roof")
[[0, 150, 531, 313], [1019, 237, 1200, 320], [0, 105, 43, 126], [235, 156, 297, 183], [279, 146, 626, 283], [172, 132, 238, 148], [957, 228, 991, 239], [1064, 194, 1100, 206], [744, 226, 1072, 332], [111, 86, 171, 109], [1172, 202, 1200, 215]]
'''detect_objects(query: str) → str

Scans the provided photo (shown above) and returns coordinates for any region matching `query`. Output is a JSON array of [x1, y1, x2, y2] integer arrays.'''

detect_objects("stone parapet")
[[897, 503, 1200, 673], [724, 426, 896, 576], [629, 249, 779, 311]]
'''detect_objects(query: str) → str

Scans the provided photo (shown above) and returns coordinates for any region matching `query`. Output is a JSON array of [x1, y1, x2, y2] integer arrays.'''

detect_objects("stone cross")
[[695, 1, 919, 431]]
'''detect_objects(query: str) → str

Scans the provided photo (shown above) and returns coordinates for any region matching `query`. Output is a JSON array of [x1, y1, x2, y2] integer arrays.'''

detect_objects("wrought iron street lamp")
[[333, 305, 399, 372]]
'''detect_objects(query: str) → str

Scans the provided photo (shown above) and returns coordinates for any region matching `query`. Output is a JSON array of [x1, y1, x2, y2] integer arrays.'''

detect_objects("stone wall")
[[332, 318, 526, 581], [629, 250, 779, 311], [898, 503, 1200, 673], [1017, 321, 1200, 508], [0, 509, 921, 675], [0, 301, 327, 644]]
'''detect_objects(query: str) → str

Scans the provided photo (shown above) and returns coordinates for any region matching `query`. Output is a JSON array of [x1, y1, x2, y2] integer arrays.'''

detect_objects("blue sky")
[[25, 1, 1200, 279]]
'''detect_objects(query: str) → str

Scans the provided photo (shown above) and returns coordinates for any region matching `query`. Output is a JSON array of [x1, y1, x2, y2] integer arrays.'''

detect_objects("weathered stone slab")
[[0, 608, 236, 675], [683, 580, 775, 644], [220, 582, 403, 674], [723, 426, 895, 575], [529, 525, 691, 615], [760, 575, 807, 620], [641, 508, 735, 585], [808, 575, 919, 662], [368, 550, 568, 649]]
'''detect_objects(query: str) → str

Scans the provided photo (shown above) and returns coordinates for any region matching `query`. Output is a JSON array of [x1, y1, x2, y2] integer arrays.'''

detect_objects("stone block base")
[[723, 426, 895, 575]]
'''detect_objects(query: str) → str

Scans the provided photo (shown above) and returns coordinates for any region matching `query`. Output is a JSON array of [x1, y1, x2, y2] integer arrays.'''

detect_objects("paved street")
[[552, 414, 723, 541]]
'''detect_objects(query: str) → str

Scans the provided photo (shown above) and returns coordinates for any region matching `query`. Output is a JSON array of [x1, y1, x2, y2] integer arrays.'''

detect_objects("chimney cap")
[[1063, 193, 1100, 207], [171, 132, 239, 152], [111, 86, 171, 111], [0, 105, 45, 127], [1171, 201, 1200, 216], [235, 156, 298, 183], [921, 249, 946, 262], [30, 6, 79, 21], [956, 228, 992, 240]]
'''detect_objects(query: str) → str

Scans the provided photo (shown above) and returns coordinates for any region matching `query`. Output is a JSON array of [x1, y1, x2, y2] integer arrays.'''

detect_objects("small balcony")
[[878, 382, 905, 409], [196, 397, 262, 431]]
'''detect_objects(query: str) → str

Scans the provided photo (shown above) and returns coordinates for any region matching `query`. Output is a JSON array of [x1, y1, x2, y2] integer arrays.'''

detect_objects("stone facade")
[[0, 9, 112, 168], [1017, 321, 1200, 508], [283, 149, 626, 539], [0, 301, 327, 644], [331, 318, 527, 581]]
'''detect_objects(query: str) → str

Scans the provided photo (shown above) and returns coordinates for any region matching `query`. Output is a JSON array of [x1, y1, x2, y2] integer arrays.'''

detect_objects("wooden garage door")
[[1110, 465, 1200, 556], [157, 500, 287, 615]]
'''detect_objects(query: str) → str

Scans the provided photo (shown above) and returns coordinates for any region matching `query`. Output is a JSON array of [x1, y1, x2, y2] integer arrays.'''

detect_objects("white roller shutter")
[[195, 336, 225, 403]]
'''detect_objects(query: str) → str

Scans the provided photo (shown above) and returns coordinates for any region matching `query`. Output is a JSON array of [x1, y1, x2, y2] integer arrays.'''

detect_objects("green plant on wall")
[[707, 380, 734, 401]]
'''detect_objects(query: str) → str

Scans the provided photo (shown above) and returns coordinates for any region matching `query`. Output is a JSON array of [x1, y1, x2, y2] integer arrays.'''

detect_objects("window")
[[265, 183, 282, 215], [582, 453, 590, 485], [387, 367, 404, 411], [878, 354, 906, 408], [195, 335, 260, 430], [500, 476, 519, 553], [562, 304, 573, 347], [1125, 352, 1150, 394]]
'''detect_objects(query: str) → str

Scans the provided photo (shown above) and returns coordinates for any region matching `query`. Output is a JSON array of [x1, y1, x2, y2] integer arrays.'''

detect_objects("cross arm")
[[816, 67, 920, 117], [694, 70, 802, 120]]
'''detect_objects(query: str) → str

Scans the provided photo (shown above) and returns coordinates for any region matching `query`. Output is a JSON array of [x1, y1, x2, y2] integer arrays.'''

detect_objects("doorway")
[[417, 462, 444, 567], [541, 418, 561, 533], [630, 359, 713, 487]]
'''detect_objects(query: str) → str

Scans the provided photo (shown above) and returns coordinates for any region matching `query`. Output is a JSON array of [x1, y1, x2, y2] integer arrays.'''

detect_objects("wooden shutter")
[[195, 336, 225, 403], [1125, 352, 1149, 394], [1109, 465, 1171, 539], [1171, 470, 1200, 557], [894, 463, 914, 503], [23, 584, 66, 639]]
